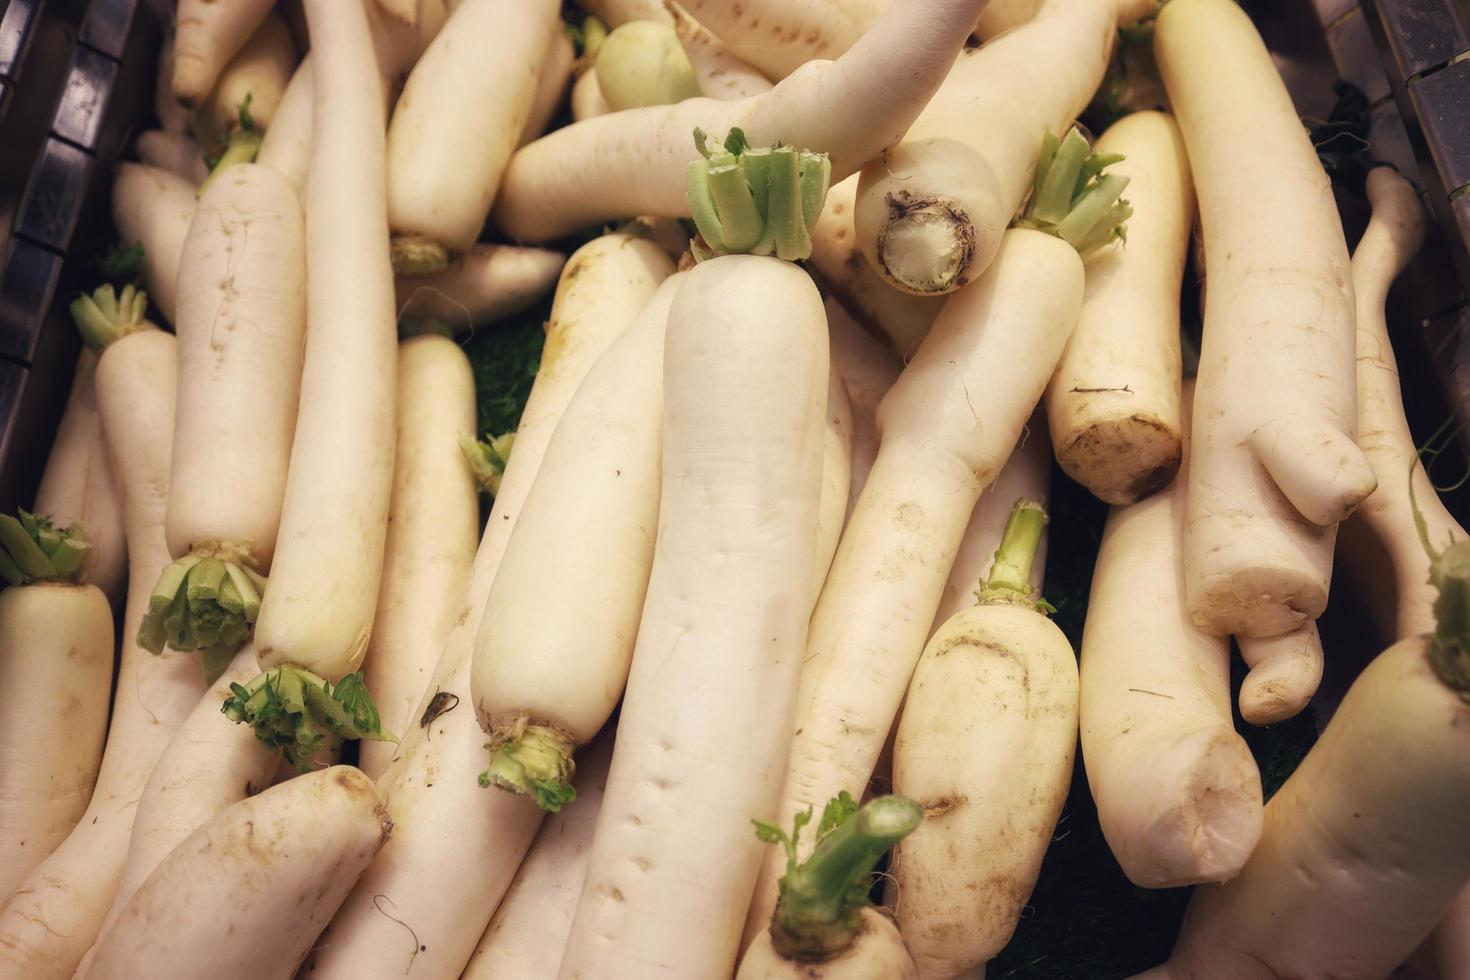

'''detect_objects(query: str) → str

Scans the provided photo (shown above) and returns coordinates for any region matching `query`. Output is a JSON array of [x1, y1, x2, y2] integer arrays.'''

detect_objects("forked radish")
[[171, 0, 275, 107], [1080, 382, 1263, 889], [302, 234, 672, 980], [666, 1, 773, 101], [494, 0, 993, 242], [673, 0, 887, 80], [87, 767, 391, 980], [558, 247, 829, 980], [386, 0, 560, 272], [0, 289, 201, 979], [360, 329, 479, 778], [137, 163, 305, 681], [0, 514, 111, 899], [892, 499, 1077, 979], [853, 0, 1153, 295], [825, 298, 900, 518], [394, 244, 566, 331], [190, 12, 295, 148], [1045, 111, 1194, 505], [520, 27, 575, 147], [134, 129, 208, 185], [1156, 0, 1373, 646], [594, 20, 701, 111], [738, 793, 922, 979], [111, 163, 195, 326]]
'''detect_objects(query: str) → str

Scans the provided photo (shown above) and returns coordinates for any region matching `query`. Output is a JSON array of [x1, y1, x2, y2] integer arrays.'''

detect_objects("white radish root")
[[110, 163, 196, 327], [394, 244, 566, 332], [171, 0, 275, 108], [134, 129, 208, 185]]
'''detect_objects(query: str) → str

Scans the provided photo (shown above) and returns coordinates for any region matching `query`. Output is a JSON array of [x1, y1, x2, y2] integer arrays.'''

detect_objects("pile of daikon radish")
[[1, 0, 1467, 975]]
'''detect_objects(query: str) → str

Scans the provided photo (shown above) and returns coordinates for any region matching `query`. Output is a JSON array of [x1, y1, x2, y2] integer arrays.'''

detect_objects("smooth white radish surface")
[[303, 235, 672, 980], [171, 0, 275, 106], [360, 334, 479, 779], [1045, 111, 1193, 505], [854, 0, 1153, 295], [520, 26, 575, 148], [134, 129, 208, 185], [394, 244, 566, 331], [667, 2, 774, 101], [190, 11, 296, 147], [570, 70, 611, 121], [825, 297, 900, 520], [558, 255, 828, 980], [816, 366, 853, 596], [111, 163, 195, 326], [0, 582, 112, 898], [1157, 0, 1372, 640], [253, 0, 398, 681], [746, 230, 1083, 942], [167, 163, 305, 573], [463, 734, 614, 980], [738, 907, 916, 979], [386, 0, 559, 258], [0, 331, 202, 980], [494, 0, 994, 242], [975, 0, 1040, 38], [155, 31, 191, 134], [88, 766, 391, 980], [256, 57, 313, 190], [674, 0, 888, 80], [1080, 383, 1263, 889]]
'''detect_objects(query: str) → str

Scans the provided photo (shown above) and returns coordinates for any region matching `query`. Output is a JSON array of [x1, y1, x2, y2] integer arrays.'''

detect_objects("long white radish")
[[87, 766, 391, 980], [230, 0, 399, 769], [156, 32, 191, 134], [111, 163, 195, 326], [853, 0, 1153, 296], [302, 234, 672, 980], [738, 794, 922, 980], [673, 0, 888, 80], [134, 129, 208, 185], [817, 368, 853, 594], [558, 253, 829, 980], [571, 69, 612, 121], [171, 0, 275, 107], [1157, 0, 1373, 646], [136, 162, 304, 681], [462, 733, 615, 980], [395, 244, 566, 331], [825, 297, 900, 519], [1045, 111, 1193, 505], [0, 517, 111, 899], [520, 27, 575, 147], [975, 0, 1040, 39], [386, 0, 560, 272], [1080, 381, 1263, 890], [666, 1, 773, 101], [494, 0, 994, 243], [0, 290, 202, 980], [359, 331, 479, 779], [190, 12, 296, 149]]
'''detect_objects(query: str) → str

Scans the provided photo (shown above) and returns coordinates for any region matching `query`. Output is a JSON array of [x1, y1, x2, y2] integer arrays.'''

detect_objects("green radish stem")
[[137, 553, 267, 685], [461, 432, 516, 496], [1412, 478, 1470, 700], [221, 666, 395, 772], [977, 498, 1051, 609], [687, 128, 832, 262], [0, 511, 91, 586], [478, 721, 576, 812], [198, 97, 262, 195], [1021, 126, 1133, 256], [391, 236, 452, 277], [756, 791, 922, 962], [70, 285, 157, 352]]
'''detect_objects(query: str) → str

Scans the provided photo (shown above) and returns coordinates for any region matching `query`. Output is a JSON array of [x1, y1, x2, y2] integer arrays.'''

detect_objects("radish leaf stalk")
[[477, 721, 576, 812], [137, 554, 266, 684], [460, 432, 516, 496], [199, 97, 261, 195], [978, 498, 1053, 610], [0, 512, 91, 586], [1021, 127, 1133, 256], [70, 284, 156, 352], [222, 665, 395, 772], [687, 128, 831, 262]]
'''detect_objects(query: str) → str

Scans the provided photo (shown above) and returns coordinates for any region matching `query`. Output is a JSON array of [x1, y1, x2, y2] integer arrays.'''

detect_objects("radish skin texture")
[[190, 12, 295, 148], [974, 0, 1040, 39], [134, 129, 208, 185], [111, 163, 195, 326], [360, 333, 479, 779], [520, 27, 575, 147], [462, 734, 614, 980], [571, 70, 612, 121], [88, 766, 391, 980], [810, 176, 944, 360], [854, 0, 1153, 296], [739, 909, 916, 979], [1045, 111, 1193, 505], [1080, 382, 1263, 889], [156, 32, 191, 134], [558, 255, 828, 980], [583, 0, 672, 26], [171, 0, 275, 107], [666, 1, 774, 101], [1157, 0, 1373, 640], [394, 244, 566, 331], [817, 366, 854, 595], [747, 229, 1083, 942], [252, 0, 398, 684], [303, 235, 671, 980], [0, 581, 112, 898], [386, 0, 559, 268], [826, 297, 900, 521], [673, 0, 888, 80], [0, 328, 202, 980], [494, 0, 995, 243]]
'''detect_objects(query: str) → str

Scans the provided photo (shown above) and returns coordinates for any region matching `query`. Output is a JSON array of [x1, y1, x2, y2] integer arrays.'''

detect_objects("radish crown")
[[460, 431, 516, 496], [478, 719, 577, 813], [1411, 465, 1470, 699], [687, 128, 831, 262], [0, 510, 91, 586], [755, 791, 922, 962], [978, 497, 1054, 612], [223, 665, 396, 772], [199, 95, 262, 195], [69, 283, 157, 351], [1021, 126, 1133, 257], [137, 553, 268, 685]]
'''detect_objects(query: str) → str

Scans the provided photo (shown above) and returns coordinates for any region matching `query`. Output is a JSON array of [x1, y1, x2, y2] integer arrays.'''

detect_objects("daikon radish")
[[0, 515, 111, 899], [171, 0, 275, 107], [360, 330, 479, 779], [378, 0, 417, 27], [0, 289, 201, 980], [394, 244, 566, 331], [817, 368, 853, 592], [975, 0, 1040, 39], [558, 250, 829, 980], [825, 298, 900, 519], [156, 32, 191, 134], [1158, 0, 1373, 648], [494, 0, 993, 243], [1045, 111, 1193, 505], [87, 767, 391, 980], [738, 793, 922, 979], [190, 12, 294, 151], [134, 129, 208, 185], [595, 20, 700, 111], [571, 69, 612, 120], [583, 0, 672, 27], [462, 734, 615, 980], [853, 0, 1154, 295], [110, 163, 195, 326], [1080, 381, 1263, 889], [520, 27, 575, 147], [666, 1, 773, 101], [674, 0, 888, 80], [386, 0, 560, 272], [302, 234, 672, 980]]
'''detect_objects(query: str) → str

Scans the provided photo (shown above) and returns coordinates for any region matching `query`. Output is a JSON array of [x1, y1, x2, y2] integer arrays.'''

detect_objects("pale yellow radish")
[[110, 163, 195, 326], [171, 0, 275, 107], [190, 12, 296, 148], [394, 244, 566, 332], [134, 129, 208, 185], [594, 20, 701, 111]]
